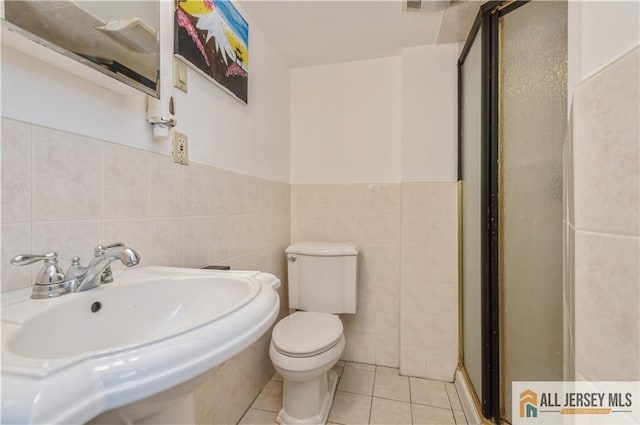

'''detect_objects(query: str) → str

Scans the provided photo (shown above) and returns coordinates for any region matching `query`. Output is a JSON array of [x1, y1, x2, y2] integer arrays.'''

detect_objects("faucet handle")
[[11, 251, 65, 285], [93, 243, 124, 284], [94, 242, 125, 256], [66, 256, 86, 280], [11, 251, 58, 266]]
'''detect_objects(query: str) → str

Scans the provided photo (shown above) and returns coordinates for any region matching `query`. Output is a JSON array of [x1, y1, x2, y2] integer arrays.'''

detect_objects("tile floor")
[[239, 361, 467, 425]]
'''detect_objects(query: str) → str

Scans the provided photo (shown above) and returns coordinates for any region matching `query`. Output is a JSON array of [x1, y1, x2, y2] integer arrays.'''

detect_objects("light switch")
[[174, 58, 188, 92]]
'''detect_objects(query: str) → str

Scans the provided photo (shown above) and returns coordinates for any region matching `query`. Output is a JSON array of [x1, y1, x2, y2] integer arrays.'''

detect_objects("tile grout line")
[[445, 381, 465, 424], [99, 138, 104, 244], [369, 366, 377, 424], [250, 407, 278, 414], [242, 383, 271, 424], [408, 376, 414, 425], [370, 394, 414, 404], [29, 125, 35, 282], [444, 381, 454, 415], [330, 364, 348, 425]]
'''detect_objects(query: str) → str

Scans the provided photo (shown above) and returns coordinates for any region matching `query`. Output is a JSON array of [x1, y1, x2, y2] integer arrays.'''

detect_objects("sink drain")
[[90, 301, 102, 313]]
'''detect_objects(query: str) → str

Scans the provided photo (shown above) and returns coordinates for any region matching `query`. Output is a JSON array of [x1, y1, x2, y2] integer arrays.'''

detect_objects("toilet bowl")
[[272, 242, 358, 425], [269, 311, 345, 425]]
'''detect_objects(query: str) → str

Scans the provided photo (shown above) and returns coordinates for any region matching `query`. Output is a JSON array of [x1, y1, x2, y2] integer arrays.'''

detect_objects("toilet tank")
[[286, 242, 358, 314]]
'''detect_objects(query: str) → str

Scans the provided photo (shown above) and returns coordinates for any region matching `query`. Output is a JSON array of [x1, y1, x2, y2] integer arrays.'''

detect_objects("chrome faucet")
[[93, 243, 120, 284], [11, 243, 140, 299], [66, 244, 140, 292]]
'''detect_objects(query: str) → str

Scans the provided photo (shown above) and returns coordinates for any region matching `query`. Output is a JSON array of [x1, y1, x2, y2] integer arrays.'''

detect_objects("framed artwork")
[[175, 0, 249, 103]]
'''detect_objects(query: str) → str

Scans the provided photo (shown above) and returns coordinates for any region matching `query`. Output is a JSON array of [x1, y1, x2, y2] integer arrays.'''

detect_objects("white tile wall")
[[567, 47, 640, 382], [574, 231, 639, 380], [291, 183, 402, 368], [572, 48, 639, 237], [32, 128, 102, 221], [291, 182, 459, 380], [102, 143, 151, 219], [1, 119, 31, 224], [400, 182, 459, 381], [1, 223, 31, 292], [0, 118, 290, 425]]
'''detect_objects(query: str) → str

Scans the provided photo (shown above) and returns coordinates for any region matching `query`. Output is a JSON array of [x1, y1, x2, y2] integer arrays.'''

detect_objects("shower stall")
[[458, 1, 567, 423]]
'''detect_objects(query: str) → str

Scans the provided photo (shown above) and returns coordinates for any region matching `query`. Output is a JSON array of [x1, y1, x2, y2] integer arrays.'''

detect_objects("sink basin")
[[1, 266, 281, 424], [7, 271, 259, 359]]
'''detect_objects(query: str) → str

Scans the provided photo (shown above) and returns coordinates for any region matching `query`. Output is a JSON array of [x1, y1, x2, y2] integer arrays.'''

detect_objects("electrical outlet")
[[173, 131, 189, 165]]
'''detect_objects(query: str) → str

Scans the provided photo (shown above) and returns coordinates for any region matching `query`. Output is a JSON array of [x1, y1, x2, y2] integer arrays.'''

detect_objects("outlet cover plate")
[[173, 131, 189, 165]]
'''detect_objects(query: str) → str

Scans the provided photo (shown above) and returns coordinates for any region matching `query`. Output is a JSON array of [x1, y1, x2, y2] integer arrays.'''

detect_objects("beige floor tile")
[[453, 410, 468, 425], [412, 404, 455, 425], [445, 383, 463, 411], [336, 360, 346, 367], [370, 397, 412, 425], [274, 367, 343, 381], [373, 368, 410, 402], [238, 408, 278, 425], [410, 378, 451, 409], [376, 366, 400, 375], [337, 366, 375, 395], [251, 380, 282, 413], [344, 361, 377, 372], [328, 391, 372, 424]]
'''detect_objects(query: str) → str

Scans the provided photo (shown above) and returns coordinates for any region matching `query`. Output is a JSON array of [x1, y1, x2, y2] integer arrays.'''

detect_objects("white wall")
[[290, 56, 403, 184], [402, 44, 458, 182], [290, 44, 459, 185], [0, 1, 290, 183], [568, 1, 640, 102]]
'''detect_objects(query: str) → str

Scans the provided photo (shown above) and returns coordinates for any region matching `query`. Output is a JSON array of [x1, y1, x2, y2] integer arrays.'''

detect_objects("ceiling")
[[239, 1, 450, 68]]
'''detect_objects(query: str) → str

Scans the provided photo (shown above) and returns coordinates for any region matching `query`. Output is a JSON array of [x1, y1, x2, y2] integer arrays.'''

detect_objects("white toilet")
[[269, 242, 358, 425]]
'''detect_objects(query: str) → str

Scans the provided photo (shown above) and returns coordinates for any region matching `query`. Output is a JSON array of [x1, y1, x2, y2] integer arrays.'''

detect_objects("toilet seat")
[[272, 312, 343, 358]]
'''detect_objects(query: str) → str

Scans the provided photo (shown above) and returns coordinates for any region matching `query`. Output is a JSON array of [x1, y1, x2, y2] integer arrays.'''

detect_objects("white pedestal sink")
[[1, 266, 281, 424]]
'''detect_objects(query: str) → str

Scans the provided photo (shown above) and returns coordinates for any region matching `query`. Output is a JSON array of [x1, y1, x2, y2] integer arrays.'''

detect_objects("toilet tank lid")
[[286, 242, 358, 256]]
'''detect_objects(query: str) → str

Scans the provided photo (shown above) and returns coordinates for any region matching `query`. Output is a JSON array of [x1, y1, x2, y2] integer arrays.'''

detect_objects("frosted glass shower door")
[[499, 1, 567, 422], [460, 27, 483, 403]]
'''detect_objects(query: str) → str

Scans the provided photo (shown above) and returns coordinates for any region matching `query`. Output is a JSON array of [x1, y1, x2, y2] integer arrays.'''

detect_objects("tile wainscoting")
[[1, 118, 290, 425], [291, 183, 403, 367], [565, 47, 639, 382], [1, 117, 460, 424], [291, 182, 459, 380], [400, 183, 458, 381]]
